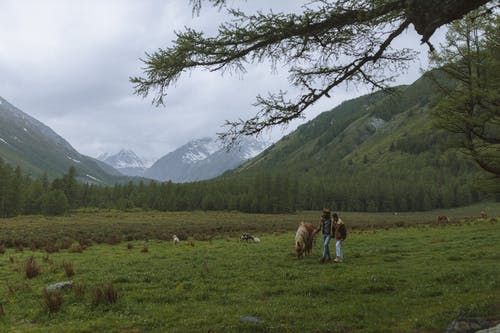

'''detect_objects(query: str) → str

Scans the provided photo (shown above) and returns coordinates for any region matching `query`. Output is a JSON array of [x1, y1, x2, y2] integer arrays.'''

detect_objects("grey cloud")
[[0, 0, 439, 161]]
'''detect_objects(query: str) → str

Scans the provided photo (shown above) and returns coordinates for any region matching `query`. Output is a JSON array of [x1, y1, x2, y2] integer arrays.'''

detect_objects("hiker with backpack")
[[333, 212, 346, 262]]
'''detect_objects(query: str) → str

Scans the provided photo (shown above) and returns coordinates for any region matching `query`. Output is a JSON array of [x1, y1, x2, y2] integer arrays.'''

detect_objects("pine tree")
[[429, 11, 500, 178]]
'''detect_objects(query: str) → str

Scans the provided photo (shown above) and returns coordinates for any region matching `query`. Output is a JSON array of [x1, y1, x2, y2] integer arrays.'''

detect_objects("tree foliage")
[[0, 153, 491, 218], [429, 10, 500, 178], [131, 0, 494, 145]]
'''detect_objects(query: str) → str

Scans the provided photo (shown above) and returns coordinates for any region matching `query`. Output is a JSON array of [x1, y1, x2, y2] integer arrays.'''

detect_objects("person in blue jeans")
[[316, 208, 334, 263], [333, 212, 346, 263]]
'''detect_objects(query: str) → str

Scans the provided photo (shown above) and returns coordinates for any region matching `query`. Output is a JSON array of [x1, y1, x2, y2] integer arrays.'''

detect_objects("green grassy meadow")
[[0, 203, 499, 332]]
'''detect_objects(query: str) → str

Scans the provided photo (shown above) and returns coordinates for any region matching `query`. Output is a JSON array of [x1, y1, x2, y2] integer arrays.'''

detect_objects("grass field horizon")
[[0, 202, 499, 332]]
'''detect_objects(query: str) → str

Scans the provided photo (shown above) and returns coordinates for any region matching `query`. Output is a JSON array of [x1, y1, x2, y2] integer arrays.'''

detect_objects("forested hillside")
[[0, 72, 494, 217], [222, 72, 489, 212]]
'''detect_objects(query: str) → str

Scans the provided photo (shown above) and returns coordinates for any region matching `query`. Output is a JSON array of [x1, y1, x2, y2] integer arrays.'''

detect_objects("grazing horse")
[[294, 222, 316, 259]]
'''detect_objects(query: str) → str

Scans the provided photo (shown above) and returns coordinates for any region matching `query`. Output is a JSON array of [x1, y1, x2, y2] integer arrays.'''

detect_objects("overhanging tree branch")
[[131, 0, 494, 146]]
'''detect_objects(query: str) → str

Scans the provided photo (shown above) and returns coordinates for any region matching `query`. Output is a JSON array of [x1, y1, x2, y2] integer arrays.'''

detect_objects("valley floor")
[[0, 205, 498, 332]]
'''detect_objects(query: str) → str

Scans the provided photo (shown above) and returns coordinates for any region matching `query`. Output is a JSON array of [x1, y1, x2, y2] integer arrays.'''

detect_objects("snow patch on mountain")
[[181, 138, 221, 164], [67, 156, 81, 163], [86, 174, 102, 183]]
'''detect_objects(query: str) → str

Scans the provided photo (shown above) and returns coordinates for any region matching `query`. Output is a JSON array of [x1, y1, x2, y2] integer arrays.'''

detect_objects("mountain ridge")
[[0, 96, 123, 184], [144, 136, 269, 182]]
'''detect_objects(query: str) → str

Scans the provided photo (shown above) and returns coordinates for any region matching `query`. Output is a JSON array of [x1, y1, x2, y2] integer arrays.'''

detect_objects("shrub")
[[25, 256, 41, 279], [0, 304, 4, 316], [92, 283, 118, 306], [45, 244, 59, 254], [0, 244, 5, 254], [42, 289, 63, 315], [62, 261, 75, 277], [69, 242, 84, 253], [141, 245, 149, 253], [105, 235, 121, 245]]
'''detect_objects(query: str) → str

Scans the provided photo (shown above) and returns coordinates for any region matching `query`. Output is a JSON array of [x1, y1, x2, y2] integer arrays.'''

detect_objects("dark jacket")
[[318, 215, 334, 236], [334, 219, 346, 240]]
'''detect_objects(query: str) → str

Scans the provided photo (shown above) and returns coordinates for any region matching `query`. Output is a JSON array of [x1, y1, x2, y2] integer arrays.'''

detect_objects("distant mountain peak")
[[181, 137, 221, 164], [144, 136, 269, 182], [97, 149, 151, 177]]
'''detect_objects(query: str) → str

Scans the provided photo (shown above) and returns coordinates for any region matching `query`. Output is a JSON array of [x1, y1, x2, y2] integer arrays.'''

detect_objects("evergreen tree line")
[[0, 155, 491, 218]]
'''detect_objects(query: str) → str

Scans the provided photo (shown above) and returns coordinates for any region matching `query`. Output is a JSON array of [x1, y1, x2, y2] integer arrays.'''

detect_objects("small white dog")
[[172, 235, 180, 245]]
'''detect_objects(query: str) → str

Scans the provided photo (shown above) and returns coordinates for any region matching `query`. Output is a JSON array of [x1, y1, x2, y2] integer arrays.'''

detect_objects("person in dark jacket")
[[316, 208, 334, 263], [333, 212, 346, 262]]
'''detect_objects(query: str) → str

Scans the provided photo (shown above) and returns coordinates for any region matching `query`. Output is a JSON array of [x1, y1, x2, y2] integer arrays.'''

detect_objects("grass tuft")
[[42, 289, 63, 315], [25, 256, 41, 279], [92, 283, 118, 306], [73, 283, 86, 298], [62, 261, 75, 277], [70, 242, 84, 253]]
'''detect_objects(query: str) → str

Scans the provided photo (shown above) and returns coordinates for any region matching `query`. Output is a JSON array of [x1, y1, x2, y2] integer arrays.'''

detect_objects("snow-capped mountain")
[[97, 149, 153, 177], [144, 137, 269, 182]]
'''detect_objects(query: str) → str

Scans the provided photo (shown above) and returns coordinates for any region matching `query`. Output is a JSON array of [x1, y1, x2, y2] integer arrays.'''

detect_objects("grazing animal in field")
[[240, 233, 253, 241], [172, 235, 180, 245], [437, 215, 449, 223], [240, 233, 260, 243], [480, 211, 487, 218], [294, 222, 316, 259]]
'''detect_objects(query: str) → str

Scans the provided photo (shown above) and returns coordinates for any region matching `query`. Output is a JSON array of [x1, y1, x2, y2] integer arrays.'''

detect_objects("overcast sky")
[[0, 0, 443, 161]]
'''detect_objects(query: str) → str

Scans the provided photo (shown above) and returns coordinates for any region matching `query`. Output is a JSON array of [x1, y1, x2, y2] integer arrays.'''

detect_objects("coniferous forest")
[[0, 154, 492, 218]]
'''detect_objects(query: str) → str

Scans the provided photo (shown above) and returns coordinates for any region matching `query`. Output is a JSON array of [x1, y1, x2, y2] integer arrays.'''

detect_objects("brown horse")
[[294, 222, 316, 259]]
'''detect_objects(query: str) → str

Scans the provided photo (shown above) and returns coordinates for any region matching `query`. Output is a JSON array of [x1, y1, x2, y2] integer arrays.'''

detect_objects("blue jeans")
[[335, 239, 343, 259], [322, 234, 331, 259]]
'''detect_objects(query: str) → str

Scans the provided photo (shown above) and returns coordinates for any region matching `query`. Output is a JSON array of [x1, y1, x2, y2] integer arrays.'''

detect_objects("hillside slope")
[[0, 96, 123, 184], [225, 73, 485, 211]]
